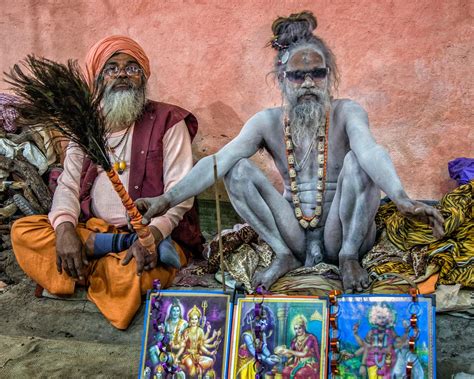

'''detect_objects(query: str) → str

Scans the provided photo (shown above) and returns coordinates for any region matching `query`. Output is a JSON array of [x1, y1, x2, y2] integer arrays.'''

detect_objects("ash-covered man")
[[11, 35, 203, 329], [135, 12, 444, 292]]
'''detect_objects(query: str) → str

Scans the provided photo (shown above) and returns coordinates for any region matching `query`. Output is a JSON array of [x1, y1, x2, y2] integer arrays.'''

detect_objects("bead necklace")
[[108, 125, 132, 175], [284, 110, 329, 229], [108, 123, 133, 152]]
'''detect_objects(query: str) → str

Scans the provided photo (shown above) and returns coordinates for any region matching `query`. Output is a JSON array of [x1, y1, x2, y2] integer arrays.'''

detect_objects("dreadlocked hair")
[[269, 11, 339, 95]]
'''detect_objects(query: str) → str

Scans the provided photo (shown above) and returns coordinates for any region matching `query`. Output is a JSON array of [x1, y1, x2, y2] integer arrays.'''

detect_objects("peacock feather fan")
[[5, 55, 112, 171]]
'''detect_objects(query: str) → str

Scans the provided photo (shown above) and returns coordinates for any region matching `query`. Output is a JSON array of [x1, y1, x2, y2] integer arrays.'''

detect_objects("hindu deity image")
[[275, 314, 320, 379], [350, 303, 412, 379], [175, 302, 222, 378], [141, 292, 231, 379], [236, 305, 280, 378]]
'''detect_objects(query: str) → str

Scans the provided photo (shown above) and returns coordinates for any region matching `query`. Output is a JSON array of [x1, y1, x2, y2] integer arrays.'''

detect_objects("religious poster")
[[229, 296, 328, 378], [139, 290, 233, 379], [328, 294, 436, 379]]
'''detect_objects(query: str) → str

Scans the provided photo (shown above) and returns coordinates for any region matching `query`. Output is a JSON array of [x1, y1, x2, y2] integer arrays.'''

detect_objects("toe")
[[362, 277, 370, 289]]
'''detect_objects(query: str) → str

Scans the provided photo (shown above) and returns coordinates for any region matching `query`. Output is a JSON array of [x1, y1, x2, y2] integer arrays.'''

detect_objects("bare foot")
[[252, 254, 302, 290], [339, 258, 370, 292]]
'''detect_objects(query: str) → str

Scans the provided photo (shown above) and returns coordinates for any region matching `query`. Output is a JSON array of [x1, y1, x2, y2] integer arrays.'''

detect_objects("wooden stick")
[[213, 155, 226, 292]]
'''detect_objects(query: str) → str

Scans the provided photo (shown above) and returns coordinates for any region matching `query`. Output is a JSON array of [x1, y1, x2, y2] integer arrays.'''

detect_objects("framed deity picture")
[[328, 294, 436, 379], [138, 290, 233, 379], [229, 295, 329, 379]]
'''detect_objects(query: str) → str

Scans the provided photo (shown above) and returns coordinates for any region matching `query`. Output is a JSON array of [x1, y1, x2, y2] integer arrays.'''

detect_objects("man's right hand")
[[55, 222, 88, 280], [135, 195, 171, 224]]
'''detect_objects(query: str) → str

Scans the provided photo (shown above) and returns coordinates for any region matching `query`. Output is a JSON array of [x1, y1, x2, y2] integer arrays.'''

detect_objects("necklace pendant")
[[116, 161, 127, 175]]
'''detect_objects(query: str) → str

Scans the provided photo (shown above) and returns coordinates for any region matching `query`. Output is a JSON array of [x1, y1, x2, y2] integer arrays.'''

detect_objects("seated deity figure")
[[275, 315, 320, 378], [135, 11, 444, 292], [175, 305, 221, 377]]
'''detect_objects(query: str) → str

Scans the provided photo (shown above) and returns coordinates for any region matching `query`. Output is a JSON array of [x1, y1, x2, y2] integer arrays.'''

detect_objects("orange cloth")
[[417, 272, 440, 294], [84, 35, 151, 89], [11, 215, 186, 330]]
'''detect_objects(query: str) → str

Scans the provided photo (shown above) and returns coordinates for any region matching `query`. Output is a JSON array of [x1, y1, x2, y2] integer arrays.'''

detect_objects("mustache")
[[295, 88, 325, 102], [106, 78, 138, 91]]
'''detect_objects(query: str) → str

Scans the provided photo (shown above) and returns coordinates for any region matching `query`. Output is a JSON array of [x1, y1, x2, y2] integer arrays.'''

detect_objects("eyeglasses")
[[102, 63, 142, 78], [284, 67, 329, 84]]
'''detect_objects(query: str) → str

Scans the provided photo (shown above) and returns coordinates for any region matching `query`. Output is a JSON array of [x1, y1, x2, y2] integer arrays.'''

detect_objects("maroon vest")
[[78, 101, 204, 256]]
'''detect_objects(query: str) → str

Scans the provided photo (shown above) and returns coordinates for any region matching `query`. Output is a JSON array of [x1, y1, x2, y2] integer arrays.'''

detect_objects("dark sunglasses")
[[284, 67, 329, 84]]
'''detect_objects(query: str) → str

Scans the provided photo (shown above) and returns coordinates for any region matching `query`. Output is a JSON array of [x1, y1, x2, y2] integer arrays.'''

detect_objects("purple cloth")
[[448, 158, 474, 185], [0, 94, 20, 133]]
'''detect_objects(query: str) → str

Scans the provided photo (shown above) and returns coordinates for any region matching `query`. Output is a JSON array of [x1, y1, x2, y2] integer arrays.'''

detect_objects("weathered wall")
[[1, 0, 472, 199]]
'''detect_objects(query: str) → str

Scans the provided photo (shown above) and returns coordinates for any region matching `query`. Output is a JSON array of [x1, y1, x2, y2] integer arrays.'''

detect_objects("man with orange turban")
[[11, 35, 203, 329]]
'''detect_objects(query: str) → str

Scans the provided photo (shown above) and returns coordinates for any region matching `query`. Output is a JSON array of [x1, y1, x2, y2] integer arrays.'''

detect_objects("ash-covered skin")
[[136, 14, 444, 292]]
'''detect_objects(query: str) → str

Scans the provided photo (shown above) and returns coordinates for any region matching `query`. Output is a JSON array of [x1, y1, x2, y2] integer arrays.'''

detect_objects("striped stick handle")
[[106, 169, 156, 254]]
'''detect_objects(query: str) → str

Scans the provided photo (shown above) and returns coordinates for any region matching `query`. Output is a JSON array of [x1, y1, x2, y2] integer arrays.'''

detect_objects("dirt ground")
[[1, 246, 473, 378]]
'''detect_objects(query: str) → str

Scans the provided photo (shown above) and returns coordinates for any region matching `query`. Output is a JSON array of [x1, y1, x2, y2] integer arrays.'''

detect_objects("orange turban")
[[84, 35, 151, 89]]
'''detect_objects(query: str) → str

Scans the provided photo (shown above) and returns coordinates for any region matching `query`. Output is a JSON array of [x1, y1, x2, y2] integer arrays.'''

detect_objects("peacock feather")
[[5, 55, 111, 171]]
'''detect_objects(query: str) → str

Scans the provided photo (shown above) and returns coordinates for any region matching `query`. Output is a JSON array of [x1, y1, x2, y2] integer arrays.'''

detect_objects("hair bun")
[[271, 11, 318, 50]]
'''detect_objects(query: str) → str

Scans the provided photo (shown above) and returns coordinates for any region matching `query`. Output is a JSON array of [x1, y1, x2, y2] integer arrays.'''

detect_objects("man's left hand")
[[121, 226, 163, 275], [396, 199, 445, 239], [121, 239, 157, 275]]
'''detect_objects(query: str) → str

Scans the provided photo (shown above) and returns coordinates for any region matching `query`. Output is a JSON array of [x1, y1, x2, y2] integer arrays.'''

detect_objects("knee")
[[342, 151, 362, 174], [224, 159, 253, 182], [11, 215, 50, 246], [223, 158, 254, 194], [341, 151, 371, 190]]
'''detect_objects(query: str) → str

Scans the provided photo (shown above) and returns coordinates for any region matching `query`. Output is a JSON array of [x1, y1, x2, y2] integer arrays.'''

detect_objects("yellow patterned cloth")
[[365, 180, 473, 287]]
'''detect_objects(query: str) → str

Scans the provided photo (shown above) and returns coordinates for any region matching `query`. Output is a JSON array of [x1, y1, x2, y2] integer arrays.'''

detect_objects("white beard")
[[287, 85, 329, 146], [289, 100, 326, 146], [103, 86, 146, 128]]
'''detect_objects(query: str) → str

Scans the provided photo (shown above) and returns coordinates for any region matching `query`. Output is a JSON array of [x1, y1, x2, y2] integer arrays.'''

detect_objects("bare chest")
[[264, 112, 350, 188]]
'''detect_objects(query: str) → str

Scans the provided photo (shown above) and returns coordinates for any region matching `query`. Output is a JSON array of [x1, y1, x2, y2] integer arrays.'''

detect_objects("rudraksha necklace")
[[284, 110, 330, 229]]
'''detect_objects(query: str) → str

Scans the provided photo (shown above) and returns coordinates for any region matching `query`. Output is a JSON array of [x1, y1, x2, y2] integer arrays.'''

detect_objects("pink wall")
[[1, 0, 472, 200]]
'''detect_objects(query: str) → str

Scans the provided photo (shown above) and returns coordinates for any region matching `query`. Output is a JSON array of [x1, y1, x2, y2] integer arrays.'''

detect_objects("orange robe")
[[11, 215, 186, 329]]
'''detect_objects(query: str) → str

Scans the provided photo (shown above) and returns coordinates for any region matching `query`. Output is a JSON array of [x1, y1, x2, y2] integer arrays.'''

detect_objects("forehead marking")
[[288, 48, 324, 70]]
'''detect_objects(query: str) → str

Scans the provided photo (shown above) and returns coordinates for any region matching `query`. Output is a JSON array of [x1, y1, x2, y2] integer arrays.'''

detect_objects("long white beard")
[[103, 87, 146, 127], [289, 99, 327, 146]]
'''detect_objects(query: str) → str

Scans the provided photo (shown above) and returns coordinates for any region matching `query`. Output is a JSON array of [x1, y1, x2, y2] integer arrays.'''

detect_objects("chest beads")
[[284, 110, 330, 229], [108, 124, 132, 175]]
